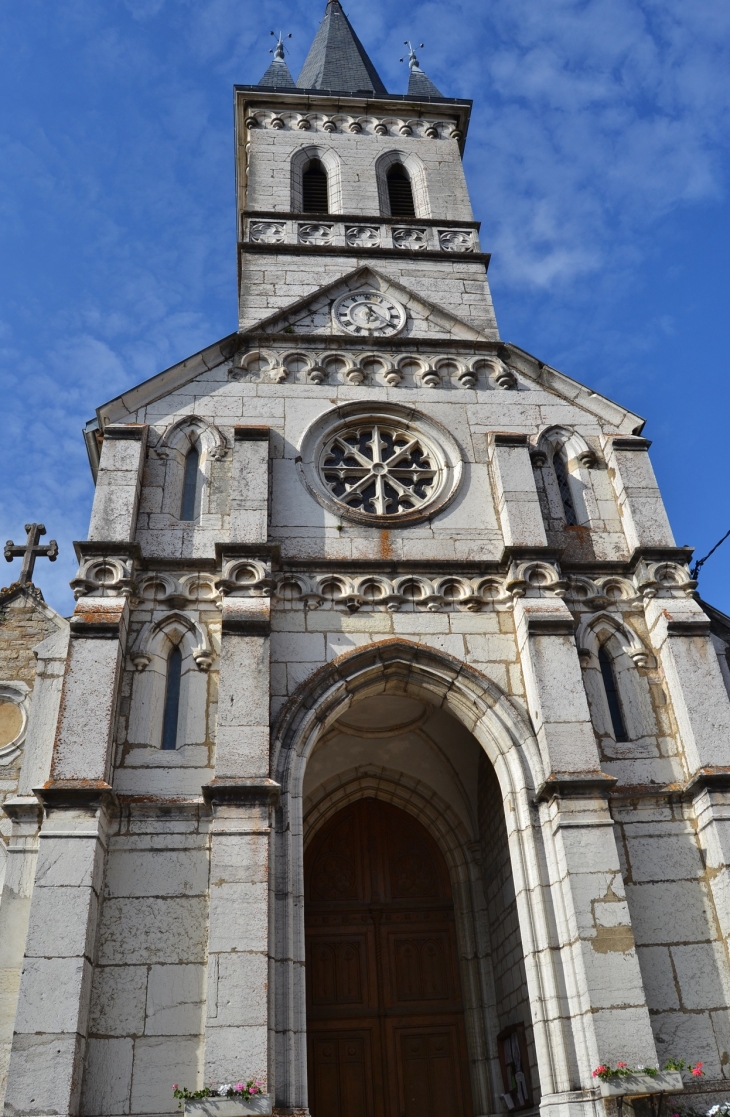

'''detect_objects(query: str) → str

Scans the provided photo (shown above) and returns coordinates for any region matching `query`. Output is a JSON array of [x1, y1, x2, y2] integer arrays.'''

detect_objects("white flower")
[[217, 1086, 232, 1096]]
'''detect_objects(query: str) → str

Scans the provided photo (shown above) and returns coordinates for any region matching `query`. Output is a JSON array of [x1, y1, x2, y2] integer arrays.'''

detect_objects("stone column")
[[88, 423, 148, 543], [604, 436, 674, 551], [2, 597, 127, 1117], [488, 433, 548, 548], [513, 592, 657, 1104], [203, 572, 276, 1087]]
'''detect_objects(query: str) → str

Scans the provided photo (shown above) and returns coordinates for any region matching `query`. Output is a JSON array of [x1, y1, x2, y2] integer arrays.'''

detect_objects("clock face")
[[332, 291, 406, 337]]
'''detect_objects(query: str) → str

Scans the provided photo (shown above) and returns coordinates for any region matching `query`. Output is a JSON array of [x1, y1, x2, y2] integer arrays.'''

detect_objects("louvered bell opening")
[[302, 161, 329, 213], [387, 167, 416, 217]]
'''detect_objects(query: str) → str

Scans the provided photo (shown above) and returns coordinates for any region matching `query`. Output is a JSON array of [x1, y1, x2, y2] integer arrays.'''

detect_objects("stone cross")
[[4, 523, 58, 585]]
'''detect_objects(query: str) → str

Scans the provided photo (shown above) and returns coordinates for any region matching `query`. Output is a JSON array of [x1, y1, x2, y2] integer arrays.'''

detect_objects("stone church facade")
[[3, 5, 730, 1117]]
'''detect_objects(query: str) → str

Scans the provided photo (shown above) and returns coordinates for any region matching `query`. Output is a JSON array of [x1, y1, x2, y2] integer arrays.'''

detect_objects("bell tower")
[[234, 0, 498, 337]]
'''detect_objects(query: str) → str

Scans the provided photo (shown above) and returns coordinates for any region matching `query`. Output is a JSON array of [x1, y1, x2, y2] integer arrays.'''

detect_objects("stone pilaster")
[[2, 596, 126, 1117], [203, 591, 276, 1089], [643, 596, 730, 774], [604, 436, 674, 551], [202, 779, 278, 1088], [88, 424, 148, 543], [513, 592, 657, 1099], [230, 425, 270, 544], [489, 433, 548, 548], [3, 787, 114, 1117]]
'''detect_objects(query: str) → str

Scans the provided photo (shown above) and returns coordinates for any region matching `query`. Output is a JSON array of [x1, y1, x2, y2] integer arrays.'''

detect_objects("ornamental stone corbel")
[[70, 541, 140, 600], [215, 556, 274, 597], [632, 552, 696, 600], [505, 559, 567, 600]]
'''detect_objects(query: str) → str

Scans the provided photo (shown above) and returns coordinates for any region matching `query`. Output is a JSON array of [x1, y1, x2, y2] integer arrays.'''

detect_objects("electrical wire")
[[691, 528, 730, 580]]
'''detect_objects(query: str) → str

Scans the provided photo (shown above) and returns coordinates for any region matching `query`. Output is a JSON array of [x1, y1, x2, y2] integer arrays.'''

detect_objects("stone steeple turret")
[[295, 0, 388, 95], [258, 34, 295, 89], [404, 42, 443, 98]]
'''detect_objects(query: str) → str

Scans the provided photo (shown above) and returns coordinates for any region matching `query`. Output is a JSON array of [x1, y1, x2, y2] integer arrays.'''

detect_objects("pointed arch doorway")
[[304, 797, 474, 1117]]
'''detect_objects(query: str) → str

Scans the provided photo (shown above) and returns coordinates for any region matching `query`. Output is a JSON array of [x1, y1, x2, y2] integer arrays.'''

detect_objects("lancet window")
[[302, 159, 329, 213], [598, 644, 629, 742], [180, 443, 201, 521], [161, 644, 183, 750], [386, 164, 416, 217], [553, 452, 578, 526]]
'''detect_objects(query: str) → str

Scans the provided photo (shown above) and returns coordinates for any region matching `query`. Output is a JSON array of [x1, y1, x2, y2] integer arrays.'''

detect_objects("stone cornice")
[[240, 241, 491, 267], [535, 773, 617, 804]]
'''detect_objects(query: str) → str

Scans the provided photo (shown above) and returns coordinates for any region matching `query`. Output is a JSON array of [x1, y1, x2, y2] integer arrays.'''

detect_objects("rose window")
[[321, 424, 438, 516]]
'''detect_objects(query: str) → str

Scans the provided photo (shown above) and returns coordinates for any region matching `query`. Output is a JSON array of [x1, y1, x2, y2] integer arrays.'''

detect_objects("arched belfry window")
[[598, 645, 628, 742], [161, 644, 183, 750], [302, 159, 329, 213], [180, 443, 201, 521], [553, 453, 578, 526], [387, 164, 416, 217]]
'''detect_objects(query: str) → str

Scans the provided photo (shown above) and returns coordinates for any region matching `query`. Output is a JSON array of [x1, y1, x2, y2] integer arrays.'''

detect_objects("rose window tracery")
[[321, 423, 438, 516]]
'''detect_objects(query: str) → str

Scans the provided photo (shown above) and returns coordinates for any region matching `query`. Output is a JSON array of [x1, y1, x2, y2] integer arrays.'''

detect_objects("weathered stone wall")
[[0, 588, 67, 842], [81, 804, 209, 1116], [0, 589, 60, 686]]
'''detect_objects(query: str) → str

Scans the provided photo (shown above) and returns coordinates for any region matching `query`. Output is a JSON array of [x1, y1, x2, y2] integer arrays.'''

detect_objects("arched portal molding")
[[270, 638, 576, 1112]]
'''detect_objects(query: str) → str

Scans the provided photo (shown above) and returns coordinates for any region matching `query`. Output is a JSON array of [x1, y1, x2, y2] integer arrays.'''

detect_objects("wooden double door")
[[305, 798, 473, 1117]]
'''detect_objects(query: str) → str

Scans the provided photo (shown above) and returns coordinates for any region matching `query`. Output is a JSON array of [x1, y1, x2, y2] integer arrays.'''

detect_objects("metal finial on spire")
[[269, 31, 292, 60], [400, 41, 425, 72]]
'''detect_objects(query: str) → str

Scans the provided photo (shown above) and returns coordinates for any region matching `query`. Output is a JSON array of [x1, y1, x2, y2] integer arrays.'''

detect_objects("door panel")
[[309, 1032, 375, 1117], [305, 798, 473, 1117]]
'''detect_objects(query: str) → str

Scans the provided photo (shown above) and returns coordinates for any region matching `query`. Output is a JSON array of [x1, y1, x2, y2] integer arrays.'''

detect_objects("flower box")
[[183, 1097, 272, 1117], [598, 1072, 684, 1098]]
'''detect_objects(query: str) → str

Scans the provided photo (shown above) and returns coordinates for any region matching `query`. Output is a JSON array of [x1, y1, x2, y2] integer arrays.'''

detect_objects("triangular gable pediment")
[[244, 266, 488, 343]]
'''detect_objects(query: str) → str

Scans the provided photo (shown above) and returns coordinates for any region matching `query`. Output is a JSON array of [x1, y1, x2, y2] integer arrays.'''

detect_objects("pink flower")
[[173, 1086, 179, 1091], [617, 1063, 627, 1069], [691, 1063, 704, 1078]]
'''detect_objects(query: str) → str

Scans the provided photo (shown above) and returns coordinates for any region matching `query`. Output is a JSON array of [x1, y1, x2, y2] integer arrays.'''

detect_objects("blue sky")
[[1, 0, 729, 616]]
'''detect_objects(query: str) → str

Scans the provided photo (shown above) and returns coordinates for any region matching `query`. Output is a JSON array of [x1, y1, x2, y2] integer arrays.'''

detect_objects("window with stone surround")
[[297, 402, 463, 527]]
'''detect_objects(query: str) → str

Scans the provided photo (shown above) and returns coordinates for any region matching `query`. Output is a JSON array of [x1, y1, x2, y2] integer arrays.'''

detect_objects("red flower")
[[617, 1063, 627, 1069]]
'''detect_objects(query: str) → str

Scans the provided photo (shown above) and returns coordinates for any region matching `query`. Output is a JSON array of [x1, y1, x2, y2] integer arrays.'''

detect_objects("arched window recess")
[[375, 151, 430, 219], [534, 425, 598, 529], [156, 416, 228, 526]]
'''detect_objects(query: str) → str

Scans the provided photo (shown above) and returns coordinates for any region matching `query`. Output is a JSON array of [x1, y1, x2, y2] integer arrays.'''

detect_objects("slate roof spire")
[[258, 32, 295, 88], [402, 41, 442, 98], [296, 0, 388, 96]]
